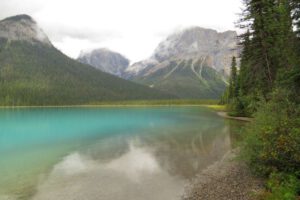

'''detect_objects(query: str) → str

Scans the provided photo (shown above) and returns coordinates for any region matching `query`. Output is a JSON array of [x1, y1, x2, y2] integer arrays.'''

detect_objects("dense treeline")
[[223, 0, 300, 198], [0, 39, 174, 106]]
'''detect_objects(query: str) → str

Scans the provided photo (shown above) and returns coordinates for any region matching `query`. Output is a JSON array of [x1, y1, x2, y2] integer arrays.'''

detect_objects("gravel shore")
[[217, 112, 252, 122], [182, 149, 263, 200]]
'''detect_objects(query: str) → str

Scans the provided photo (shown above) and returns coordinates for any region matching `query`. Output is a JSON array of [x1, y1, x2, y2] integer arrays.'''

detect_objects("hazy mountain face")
[[78, 49, 130, 77], [124, 27, 239, 99], [0, 15, 52, 46]]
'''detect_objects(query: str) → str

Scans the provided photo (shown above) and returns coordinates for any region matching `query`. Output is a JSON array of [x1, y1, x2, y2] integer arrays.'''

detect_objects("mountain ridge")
[[125, 27, 239, 77], [0, 14, 175, 106]]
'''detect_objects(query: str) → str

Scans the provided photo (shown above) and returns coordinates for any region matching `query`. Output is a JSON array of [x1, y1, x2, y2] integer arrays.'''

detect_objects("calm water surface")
[[0, 106, 243, 200]]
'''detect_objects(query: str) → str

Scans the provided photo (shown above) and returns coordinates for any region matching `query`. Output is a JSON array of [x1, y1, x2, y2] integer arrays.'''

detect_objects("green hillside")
[[133, 59, 227, 99], [0, 39, 174, 106]]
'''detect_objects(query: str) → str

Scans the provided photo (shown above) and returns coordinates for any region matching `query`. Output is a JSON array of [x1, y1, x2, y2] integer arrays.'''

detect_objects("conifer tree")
[[239, 0, 295, 97], [229, 56, 238, 99], [238, 30, 253, 96]]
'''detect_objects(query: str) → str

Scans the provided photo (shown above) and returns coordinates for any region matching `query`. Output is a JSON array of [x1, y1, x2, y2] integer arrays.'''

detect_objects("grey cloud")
[[43, 24, 121, 43], [0, 0, 121, 43], [0, 0, 43, 20]]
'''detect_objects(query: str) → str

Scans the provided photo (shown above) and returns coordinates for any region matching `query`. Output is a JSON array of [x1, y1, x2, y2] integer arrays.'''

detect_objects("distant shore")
[[0, 99, 224, 109]]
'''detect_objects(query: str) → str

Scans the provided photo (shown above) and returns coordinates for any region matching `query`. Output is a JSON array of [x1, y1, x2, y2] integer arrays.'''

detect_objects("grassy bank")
[[0, 99, 224, 108], [90, 99, 220, 106]]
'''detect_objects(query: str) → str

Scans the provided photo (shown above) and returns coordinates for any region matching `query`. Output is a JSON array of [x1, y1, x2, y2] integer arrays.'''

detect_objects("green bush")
[[241, 89, 300, 176], [260, 173, 300, 200], [227, 88, 263, 117], [228, 94, 260, 117], [228, 97, 247, 116]]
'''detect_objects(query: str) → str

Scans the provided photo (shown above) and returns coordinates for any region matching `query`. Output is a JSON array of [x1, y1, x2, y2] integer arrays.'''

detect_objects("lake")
[[0, 106, 243, 200]]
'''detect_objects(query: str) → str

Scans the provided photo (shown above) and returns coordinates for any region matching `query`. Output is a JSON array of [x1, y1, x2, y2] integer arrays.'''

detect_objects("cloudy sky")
[[0, 0, 243, 63]]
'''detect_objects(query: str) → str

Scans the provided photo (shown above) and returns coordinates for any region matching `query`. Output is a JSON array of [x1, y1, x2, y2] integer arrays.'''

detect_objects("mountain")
[[132, 58, 227, 99], [78, 48, 129, 77], [0, 14, 52, 46], [125, 27, 240, 99], [0, 15, 174, 106], [126, 27, 239, 77]]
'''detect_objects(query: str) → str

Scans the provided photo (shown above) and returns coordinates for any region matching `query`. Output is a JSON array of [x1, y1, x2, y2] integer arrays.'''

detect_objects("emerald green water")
[[0, 107, 243, 200]]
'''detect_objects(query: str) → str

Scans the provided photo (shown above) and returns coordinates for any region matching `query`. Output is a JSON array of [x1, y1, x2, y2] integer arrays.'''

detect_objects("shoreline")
[[183, 149, 263, 200], [217, 111, 252, 122], [0, 100, 221, 109], [0, 104, 223, 109]]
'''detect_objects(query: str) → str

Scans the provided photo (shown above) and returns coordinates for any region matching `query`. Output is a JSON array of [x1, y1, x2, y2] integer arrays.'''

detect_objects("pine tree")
[[238, 30, 254, 96], [229, 56, 238, 99], [287, 0, 300, 99], [238, 0, 296, 97]]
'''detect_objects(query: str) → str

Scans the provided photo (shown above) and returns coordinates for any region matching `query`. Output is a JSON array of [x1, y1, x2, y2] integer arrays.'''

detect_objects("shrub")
[[228, 94, 260, 117], [258, 173, 300, 200], [241, 89, 300, 176]]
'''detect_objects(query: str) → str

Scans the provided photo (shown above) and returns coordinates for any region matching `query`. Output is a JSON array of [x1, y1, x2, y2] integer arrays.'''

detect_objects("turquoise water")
[[0, 107, 243, 200]]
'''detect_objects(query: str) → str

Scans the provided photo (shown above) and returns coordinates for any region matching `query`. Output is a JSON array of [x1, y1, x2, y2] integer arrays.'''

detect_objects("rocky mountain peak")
[[126, 26, 239, 77], [78, 48, 130, 77], [4, 14, 34, 22], [152, 27, 238, 64], [0, 14, 51, 46]]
